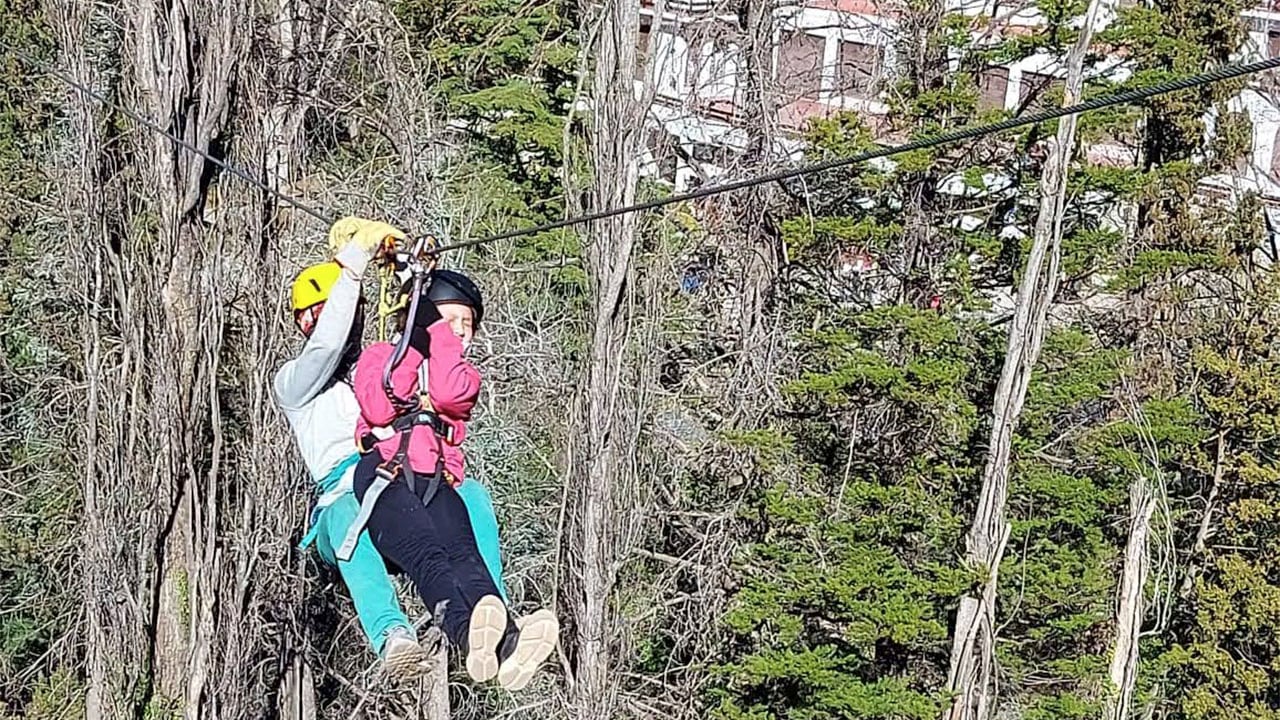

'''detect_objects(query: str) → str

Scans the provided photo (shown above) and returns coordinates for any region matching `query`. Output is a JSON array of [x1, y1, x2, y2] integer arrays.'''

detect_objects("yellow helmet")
[[290, 261, 342, 312]]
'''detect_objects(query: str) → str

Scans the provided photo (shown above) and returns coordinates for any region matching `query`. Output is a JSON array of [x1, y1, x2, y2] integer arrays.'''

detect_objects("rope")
[[26, 48, 1280, 252], [25, 52, 334, 225], [433, 55, 1280, 253]]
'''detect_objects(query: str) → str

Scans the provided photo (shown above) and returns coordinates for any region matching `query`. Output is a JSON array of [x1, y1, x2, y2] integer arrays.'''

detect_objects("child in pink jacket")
[[354, 318, 476, 485], [348, 270, 557, 691]]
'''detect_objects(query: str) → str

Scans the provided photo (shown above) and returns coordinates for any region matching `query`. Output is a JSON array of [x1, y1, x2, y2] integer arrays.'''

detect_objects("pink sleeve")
[[425, 322, 481, 419], [353, 342, 426, 426]]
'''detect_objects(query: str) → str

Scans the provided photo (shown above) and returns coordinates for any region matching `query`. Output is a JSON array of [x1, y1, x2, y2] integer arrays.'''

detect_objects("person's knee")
[[457, 477, 494, 505]]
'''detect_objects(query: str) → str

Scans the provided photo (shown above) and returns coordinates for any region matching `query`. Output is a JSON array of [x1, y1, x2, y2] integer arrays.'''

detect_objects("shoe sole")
[[466, 595, 507, 682], [383, 639, 431, 680], [497, 609, 559, 692]]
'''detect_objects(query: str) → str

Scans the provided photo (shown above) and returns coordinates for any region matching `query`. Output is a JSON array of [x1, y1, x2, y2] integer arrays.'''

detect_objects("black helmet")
[[424, 269, 484, 329]]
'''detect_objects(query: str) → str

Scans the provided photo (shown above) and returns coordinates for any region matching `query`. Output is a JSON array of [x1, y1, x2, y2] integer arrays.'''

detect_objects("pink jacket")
[[352, 321, 481, 484]]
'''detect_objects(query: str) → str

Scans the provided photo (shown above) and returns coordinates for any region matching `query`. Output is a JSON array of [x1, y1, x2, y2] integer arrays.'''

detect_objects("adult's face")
[[295, 302, 325, 337]]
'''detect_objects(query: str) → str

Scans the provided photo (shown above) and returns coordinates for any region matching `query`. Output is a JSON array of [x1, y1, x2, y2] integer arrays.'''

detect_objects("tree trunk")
[[565, 0, 644, 717], [49, 7, 121, 717], [1179, 431, 1225, 597], [424, 633, 451, 720], [943, 2, 1113, 718], [729, 0, 783, 421], [51, 1, 337, 716], [58, 1, 246, 715], [278, 655, 317, 720], [894, 0, 948, 307], [1105, 472, 1158, 720], [48, 0, 455, 716]]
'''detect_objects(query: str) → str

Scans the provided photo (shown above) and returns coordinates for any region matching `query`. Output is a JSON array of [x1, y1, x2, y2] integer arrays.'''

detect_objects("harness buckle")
[[390, 409, 454, 443], [375, 460, 402, 482]]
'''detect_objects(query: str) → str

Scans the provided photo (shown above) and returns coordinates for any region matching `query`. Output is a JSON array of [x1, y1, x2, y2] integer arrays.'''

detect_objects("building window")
[[1270, 127, 1280, 182], [702, 19, 741, 102], [835, 40, 881, 98], [778, 31, 824, 100], [646, 129, 678, 183], [637, 15, 653, 76], [1019, 70, 1063, 109], [978, 66, 1009, 110], [1268, 29, 1280, 59]]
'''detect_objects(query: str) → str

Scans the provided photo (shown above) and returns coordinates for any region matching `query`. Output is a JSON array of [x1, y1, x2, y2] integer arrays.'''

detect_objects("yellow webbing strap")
[[374, 232, 442, 342], [376, 260, 406, 342]]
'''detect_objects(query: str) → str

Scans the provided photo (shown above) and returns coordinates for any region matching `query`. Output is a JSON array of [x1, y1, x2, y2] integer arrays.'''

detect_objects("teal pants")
[[313, 493, 410, 655], [311, 478, 507, 654], [457, 479, 508, 602]]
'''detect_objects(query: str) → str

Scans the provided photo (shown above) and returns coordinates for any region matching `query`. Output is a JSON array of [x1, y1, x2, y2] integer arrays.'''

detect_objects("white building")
[[638, 0, 1280, 310], [638, 0, 1280, 212]]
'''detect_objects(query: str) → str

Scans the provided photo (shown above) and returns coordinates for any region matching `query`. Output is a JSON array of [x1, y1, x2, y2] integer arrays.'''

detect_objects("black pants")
[[354, 452, 516, 648]]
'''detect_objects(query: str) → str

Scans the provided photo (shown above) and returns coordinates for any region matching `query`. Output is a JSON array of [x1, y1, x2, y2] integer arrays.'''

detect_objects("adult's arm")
[[273, 244, 370, 410]]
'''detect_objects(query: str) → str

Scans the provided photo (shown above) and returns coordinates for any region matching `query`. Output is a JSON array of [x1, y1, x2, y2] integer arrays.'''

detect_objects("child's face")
[[436, 302, 475, 349]]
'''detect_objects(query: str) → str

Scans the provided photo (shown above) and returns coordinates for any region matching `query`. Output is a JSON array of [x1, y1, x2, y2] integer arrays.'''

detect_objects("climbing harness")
[[374, 230, 455, 496], [378, 235, 463, 491]]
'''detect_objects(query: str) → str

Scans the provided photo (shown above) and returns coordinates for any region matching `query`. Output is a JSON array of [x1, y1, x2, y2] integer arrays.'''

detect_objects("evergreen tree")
[[707, 7, 1016, 713], [707, 1, 1270, 718], [394, 0, 582, 273], [1098, 3, 1280, 717]]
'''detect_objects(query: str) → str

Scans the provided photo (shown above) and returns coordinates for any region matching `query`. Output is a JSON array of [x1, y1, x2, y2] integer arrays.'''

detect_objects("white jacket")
[[274, 245, 371, 506]]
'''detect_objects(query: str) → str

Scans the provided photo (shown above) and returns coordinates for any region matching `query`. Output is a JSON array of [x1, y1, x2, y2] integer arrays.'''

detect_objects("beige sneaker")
[[466, 595, 508, 682], [380, 626, 430, 680], [497, 609, 559, 692]]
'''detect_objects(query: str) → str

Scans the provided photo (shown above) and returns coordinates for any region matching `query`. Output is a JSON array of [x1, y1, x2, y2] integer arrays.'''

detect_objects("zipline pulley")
[[375, 232, 443, 414]]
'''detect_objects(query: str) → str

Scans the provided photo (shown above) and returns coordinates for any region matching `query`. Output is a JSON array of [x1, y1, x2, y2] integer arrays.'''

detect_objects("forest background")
[[1, 0, 1278, 719]]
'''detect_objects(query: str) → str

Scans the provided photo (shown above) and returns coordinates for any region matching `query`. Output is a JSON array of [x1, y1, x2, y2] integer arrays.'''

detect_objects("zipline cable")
[[25, 52, 335, 226], [24, 49, 1280, 252], [434, 54, 1280, 253]]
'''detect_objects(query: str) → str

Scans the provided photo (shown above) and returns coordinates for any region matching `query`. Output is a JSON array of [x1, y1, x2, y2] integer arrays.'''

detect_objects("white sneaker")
[[497, 609, 559, 692], [381, 626, 430, 680], [466, 595, 508, 682]]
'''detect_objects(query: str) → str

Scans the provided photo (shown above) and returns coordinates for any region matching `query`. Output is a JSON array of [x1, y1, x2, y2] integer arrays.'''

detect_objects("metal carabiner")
[[379, 232, 443, 413]]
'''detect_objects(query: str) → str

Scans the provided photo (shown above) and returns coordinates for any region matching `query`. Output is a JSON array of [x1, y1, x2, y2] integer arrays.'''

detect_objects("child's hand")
[[413, 296, 443, 328], [407, 304, 444, 356], [409, 323, 431, 356]]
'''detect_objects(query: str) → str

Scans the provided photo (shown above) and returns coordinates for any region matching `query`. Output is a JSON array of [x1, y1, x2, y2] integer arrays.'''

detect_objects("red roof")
[[804, 0, 902, 15]]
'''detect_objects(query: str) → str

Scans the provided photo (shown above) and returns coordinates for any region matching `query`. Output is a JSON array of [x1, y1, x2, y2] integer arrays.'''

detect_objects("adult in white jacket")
[[274, 217, 429, 678]]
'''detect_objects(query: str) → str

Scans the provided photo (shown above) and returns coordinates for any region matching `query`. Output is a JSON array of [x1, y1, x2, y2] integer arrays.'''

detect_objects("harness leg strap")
[[403, 462, 418, 498], [336, 468, 395, 562], [419, 442, 446, 508]]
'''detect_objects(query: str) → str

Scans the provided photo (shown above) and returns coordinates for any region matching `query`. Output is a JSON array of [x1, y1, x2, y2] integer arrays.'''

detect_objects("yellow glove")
[[327, 216, 407, 274], [328, 216, 407, 253]]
